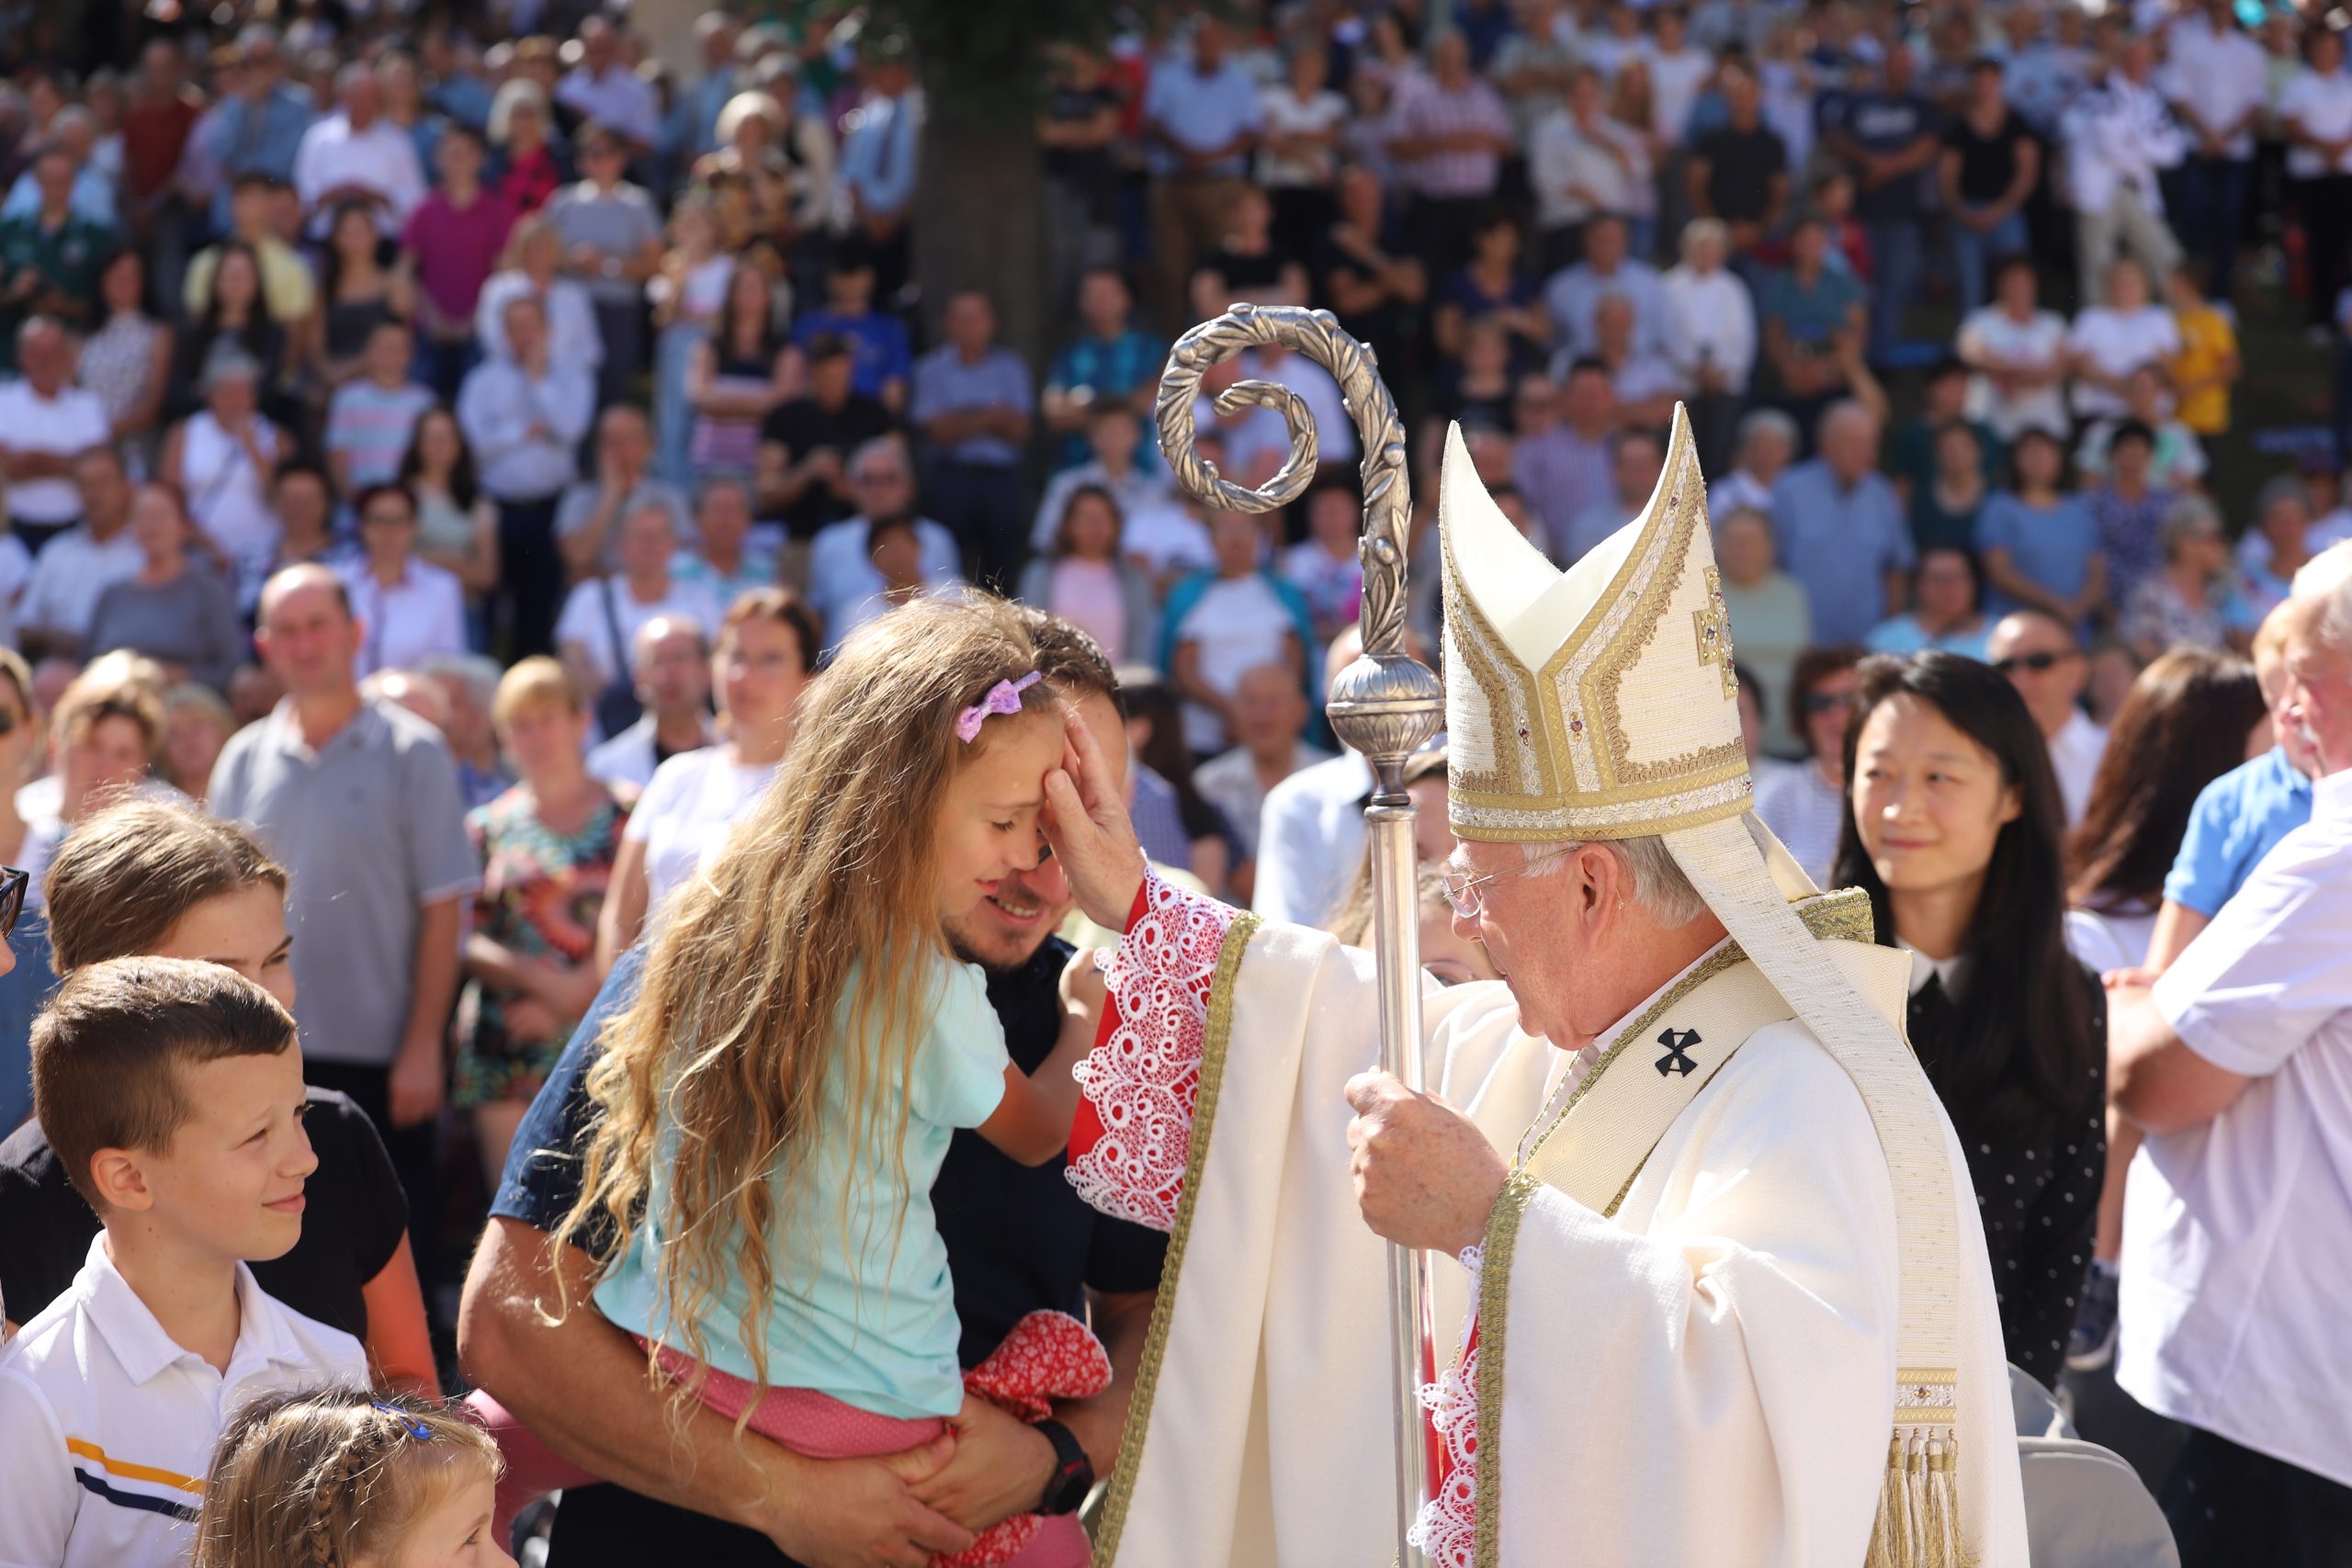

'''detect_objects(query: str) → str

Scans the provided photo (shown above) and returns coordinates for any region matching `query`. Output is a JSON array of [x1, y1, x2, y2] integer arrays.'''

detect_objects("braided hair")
[[193, 1389, 502, 1568]]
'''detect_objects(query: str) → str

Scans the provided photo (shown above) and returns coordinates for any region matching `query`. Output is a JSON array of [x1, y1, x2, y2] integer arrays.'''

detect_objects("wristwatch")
[[1035, 1418, 1094, 1516]]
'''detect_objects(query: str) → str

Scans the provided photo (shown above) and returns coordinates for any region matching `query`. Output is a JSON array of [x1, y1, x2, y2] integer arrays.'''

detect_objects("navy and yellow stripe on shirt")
[[64, 1438, 203, 1523]]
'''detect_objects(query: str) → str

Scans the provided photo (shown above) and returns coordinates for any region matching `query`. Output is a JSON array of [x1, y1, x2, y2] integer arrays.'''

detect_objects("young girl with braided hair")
[[195, 1388, 510, 1568]]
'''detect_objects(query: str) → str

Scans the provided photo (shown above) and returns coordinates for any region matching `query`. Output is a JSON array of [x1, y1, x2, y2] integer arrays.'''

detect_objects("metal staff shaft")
[[1156, 303, 1446, 1567]]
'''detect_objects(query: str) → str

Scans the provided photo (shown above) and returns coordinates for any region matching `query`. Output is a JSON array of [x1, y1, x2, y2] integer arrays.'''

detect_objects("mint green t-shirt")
[[594, 957, 1012, 1418]]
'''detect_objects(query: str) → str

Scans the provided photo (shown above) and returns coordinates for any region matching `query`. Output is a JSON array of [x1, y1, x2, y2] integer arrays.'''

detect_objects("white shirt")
[[339, 557, 469, 679], [2047, 708, 2109, 828], [2159, 16, 2269, 161], [1174, 573, 1294, 754], [585, 712, 716, 790], [557, 64, 662, 150], [2124, 768, 2352, 1487], [2278, 67, 2352, 178], [805, 513, 962, 650], [1958, 305, 2073, 439], [628, 744, 779, 923], [2066, 305, 2180, 420], [1528, 108, 1649, 231], [0, 1235, 367, 1568], [291, 112, 426, 233], [473, 270, 605, 371], [456, 358, 597, 502], [1121, 502, 1216, 578], [1255, 85, 1348, 187], [1637, 41, 1715, 140], [1250, 749, 1375, 927], [1194, 740, 1335, 862], [2061, 74, 2186, 216], [17, 525, 142, 648], [1660, 265, 1757, 395], [1752, 760, 1846, 889], [0, 382, 111, 525], [2064, 902, 2158, 975], [554, 574, 724, 690]]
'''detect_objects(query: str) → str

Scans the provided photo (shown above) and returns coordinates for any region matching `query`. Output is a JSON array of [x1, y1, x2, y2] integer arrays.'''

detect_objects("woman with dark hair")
[[1752, 641, 1863, 886], [399, 406, 502, 609], [170, 242, 293, 423], [1831, 650, 2104, 1389], [311, 198, 413, 390], [684, 259, 789, 481], [1015, 483, 1157, 663], [1978, 425, 2103, 626]]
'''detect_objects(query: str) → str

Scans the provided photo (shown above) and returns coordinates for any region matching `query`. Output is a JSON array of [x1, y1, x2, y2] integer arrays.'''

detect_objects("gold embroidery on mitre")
[[1441, 407, 1753, 841]]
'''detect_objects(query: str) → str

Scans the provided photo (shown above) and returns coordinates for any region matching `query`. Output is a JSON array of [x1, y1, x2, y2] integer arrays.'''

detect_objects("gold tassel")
[[1865, 1427, 1975, 1568]]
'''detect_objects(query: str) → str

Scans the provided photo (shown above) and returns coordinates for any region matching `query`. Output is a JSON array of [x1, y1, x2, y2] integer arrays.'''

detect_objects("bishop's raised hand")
[[1041, 704, 1147, 931]]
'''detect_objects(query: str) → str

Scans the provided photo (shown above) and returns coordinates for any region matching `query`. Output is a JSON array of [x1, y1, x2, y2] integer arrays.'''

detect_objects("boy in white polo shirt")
[[0, 958, 367, 1567]]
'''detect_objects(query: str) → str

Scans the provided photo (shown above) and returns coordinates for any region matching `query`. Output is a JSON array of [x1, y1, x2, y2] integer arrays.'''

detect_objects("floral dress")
[[454, 782, 632, 1108]]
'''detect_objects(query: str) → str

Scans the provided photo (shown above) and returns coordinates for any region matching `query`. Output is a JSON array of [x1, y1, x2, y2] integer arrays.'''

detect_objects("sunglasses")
[[0, 865, 26, 942], [1992, 650, 2075, 675], [1801, 692, 1849, 715]]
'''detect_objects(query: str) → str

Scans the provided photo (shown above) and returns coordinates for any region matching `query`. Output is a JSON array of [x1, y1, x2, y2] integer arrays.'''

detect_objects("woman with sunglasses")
[[1752, 643, 1865, 887], [1832, 652, 2104, 1392], [0, 797, 437, 1396]]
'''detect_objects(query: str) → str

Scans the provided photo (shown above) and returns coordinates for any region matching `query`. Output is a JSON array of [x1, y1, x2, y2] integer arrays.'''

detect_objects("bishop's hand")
[[1041, 705, 1147, 931], [1345, 1071, 1510, 1257]]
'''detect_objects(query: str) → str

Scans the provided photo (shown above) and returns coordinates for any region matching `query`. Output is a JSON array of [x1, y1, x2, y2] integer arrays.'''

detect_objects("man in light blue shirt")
[[837, 38, 921, 300], [1143, 19, 1261, 327], [1770, 400, 1915, 645], [1542, 214, 1672, 363], [205, 29, 318, 230], [911, 292, 1034, 584]]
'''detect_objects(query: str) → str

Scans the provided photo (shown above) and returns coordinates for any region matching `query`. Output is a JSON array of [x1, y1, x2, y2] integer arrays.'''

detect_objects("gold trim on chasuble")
[[1468, 889, 1880, 1568], [1088, 910, 1260, 1564], [1441, 421, 1750, 844]]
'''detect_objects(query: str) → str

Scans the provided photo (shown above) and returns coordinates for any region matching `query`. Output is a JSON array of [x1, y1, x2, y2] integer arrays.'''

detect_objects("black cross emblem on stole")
[[1655, 1027, 1701, 1077]]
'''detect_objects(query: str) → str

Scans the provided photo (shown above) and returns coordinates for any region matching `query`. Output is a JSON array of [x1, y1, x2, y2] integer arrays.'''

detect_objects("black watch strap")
[[1035, 1417, 1094, 1516]]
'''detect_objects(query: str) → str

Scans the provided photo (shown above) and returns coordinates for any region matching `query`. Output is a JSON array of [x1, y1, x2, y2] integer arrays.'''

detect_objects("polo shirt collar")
[[265, 696, 387, 762], [76, 1235, 314, 1387]]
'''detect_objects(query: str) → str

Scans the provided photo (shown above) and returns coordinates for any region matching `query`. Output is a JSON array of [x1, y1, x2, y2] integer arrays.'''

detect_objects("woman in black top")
[[0, 799, 434, 1393], [1831, 652, 2104, 1390], [1937, 57, 2041, 312]]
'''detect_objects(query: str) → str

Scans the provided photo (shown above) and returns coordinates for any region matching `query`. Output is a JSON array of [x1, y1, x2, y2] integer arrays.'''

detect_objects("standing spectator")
[[1514, 360, 1620, 552], [836, 34, 922, 304], [183, 172, 315, 327], [74, 247, 172, 467], [0, 318, 110, 553], [1256, 44, 1347, 262], [804, 440, 962, 641], [1889, 356, 2004, 502], [1029, 404, 1171, 556], [1163, 510, 1312, 757], [1980, 428, 2105, 626], [1281, 480, 1367, 646], [204, 28, 318, 226], [556, 405, 691, 581], [1385, 30, 1513, 276], [120, 38, 204, 264], [1542, 209, 1670, 362], [1190, 184, 1310, 318], [1601, 58, 1664, 257], [2075, 365, 2208, 492], [1041, 269, 1164, 473], [554, 502, 722, 718], [1824, 47, 1940, 362], [1431, 209, 1548, 376], [17, 448, 141, 660], [1528, 68, 1652, 275], [2239, 477, 2318, 619], [1037, 46, 1125, 314], [555, 17, 661, 157], [325, 318, 435, 496], [1958, 254, 2071, 442], [1712, 404, 1799, 517], [413, 653, 512, 812], [1563, 425, 1667, 564], [2106, 579, 2352, 1568], [311, 200, 415, 391], [671, 479, 776, 609], [458, 657, 629, 1187], [2165, 262, 2241, 440], [1317, 164, 1428, 352], [159, 683, 234, 805], [1753, 642, 1863, 887], [1685, 58, 1790, 265], [85, 484, 245, 692], [402, 124, 514, 400], [1758, 213, 1866, 440], [174, 242, 297, 424], [786, 245, 910, 412], [1490, 0, 1579, 160], [1770, 400, 1914, 645], [2159, 0, 2267, 302], [583, 615, 714, 791], [487, 80, 564, 220], [1120, 664, 1237, 897], [684, 262, 787, 482], [756, 332, 896, 564], [1018, 483, 1158, 665], [1194, 661, 1332, 892], [2085, 419, 2177, 607], [1714, 507, 1813, 758], [2069, 256, 2180, 421], [458, 293, 596, 657], [1907, 422, 1994, 558], [2062, 37, 2186, 305], [649, 197, 730, 487], [1987, 608, 2108, 827], [548, 123, 663, 412], [910, 290, 1034, 586], [207, 565, 480, 1218], [1639, 6, 1715, 166], [400, 405, 501, 627], [293, 62, 427, 239], [1866, 546, 1994, 660], [1661, 219, 1755, 470], [243, 462, 356, 619], [339, 481, 468, 681], [0, 149, 115, 365], [1142, 19, 1261, 331], [2278, 27, 2352, 340], [160, 344, 285, 574], [1939, 58, 2041, 312], [2120, 496, 2256, 660], [595, 589, 814, 968]]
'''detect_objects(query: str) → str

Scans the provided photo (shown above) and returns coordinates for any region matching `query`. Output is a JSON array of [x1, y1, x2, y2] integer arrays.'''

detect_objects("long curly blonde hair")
[[557, 593, 1060, 1404]]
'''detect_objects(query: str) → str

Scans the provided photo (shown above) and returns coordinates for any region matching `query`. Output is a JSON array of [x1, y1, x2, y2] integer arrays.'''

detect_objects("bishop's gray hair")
[[1523, 815, 1779, 930]]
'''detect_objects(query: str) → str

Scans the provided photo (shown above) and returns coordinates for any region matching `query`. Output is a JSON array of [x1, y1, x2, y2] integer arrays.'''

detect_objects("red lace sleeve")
[[1063, 868, 1242, 1233]]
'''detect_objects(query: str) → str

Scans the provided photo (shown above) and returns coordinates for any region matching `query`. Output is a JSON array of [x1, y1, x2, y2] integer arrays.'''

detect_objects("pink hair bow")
[[955, 672, 1042, 743]]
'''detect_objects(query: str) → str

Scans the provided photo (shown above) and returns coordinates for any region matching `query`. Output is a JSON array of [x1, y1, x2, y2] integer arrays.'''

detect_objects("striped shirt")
[[1386, 76, 1512, 199], [0, 1235, 366, 1567], [325, 379, 437, 493]]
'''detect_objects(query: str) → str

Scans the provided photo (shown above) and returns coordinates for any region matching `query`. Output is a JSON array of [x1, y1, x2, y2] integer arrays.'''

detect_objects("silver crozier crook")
[[1155, 303, 1447, 1568]]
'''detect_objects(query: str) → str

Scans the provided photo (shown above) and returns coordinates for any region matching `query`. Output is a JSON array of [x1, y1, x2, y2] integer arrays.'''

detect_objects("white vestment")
[[1073, 885, 2027, 1567]]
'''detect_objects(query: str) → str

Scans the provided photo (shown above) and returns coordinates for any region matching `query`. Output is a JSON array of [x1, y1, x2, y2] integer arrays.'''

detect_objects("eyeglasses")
[[0, 865, 27, 942], [1442, 846, 1575, 919], [1992, 649, 2075, 675], [1801, 691, 1850, 715]]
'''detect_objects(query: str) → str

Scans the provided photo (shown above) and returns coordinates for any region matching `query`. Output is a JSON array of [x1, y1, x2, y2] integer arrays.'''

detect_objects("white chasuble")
[[1066, 872, 2027, 1568]]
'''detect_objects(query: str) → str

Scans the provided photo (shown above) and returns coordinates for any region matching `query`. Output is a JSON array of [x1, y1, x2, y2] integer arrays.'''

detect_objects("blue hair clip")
[[370, 1400, 434, 1440]]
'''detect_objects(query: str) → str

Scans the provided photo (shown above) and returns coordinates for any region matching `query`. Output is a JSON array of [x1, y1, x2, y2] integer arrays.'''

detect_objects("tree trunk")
[[912, 90, 1049, 374]]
